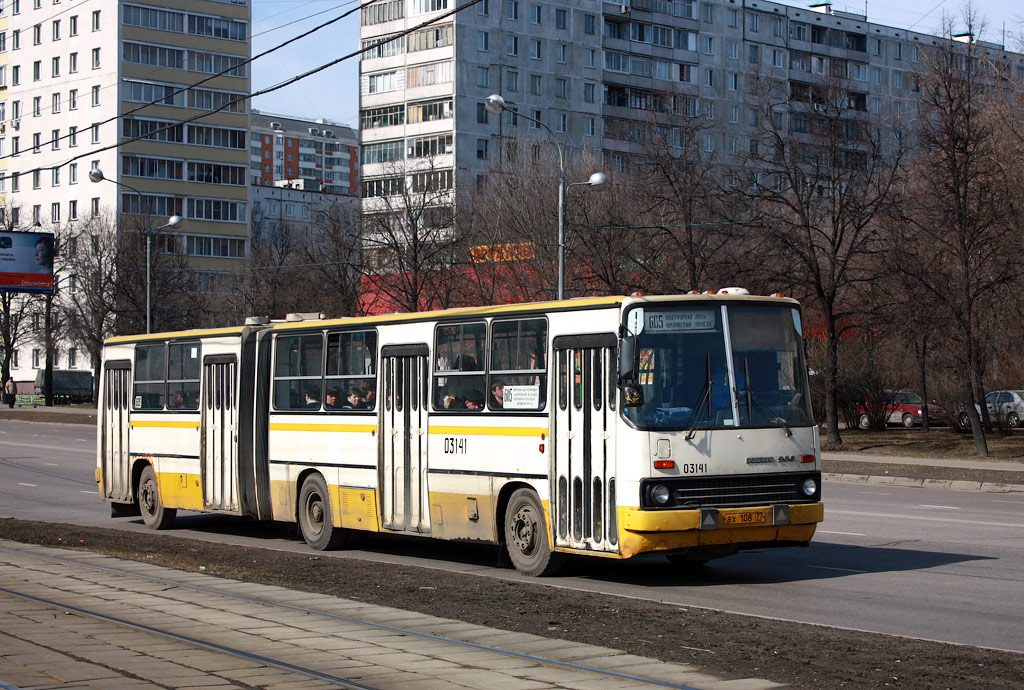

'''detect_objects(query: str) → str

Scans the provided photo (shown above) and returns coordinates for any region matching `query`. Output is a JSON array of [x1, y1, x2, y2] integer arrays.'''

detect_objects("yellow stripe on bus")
[[428, 425, 548, 438], [270, 423, 378, 433], [130, 420, 201, 429]]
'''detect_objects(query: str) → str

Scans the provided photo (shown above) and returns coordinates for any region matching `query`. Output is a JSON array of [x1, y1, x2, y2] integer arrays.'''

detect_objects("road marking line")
[[44, 463, 59, 466], [17, 482, 36, 487], [992, 500, 1024, 505], [819, 530, 866, 536], [858, 491, 891, 495], [808, 565, 867, 573], [80, 490, 95, 494], [829, 509, 1024, 528], [917, 505, 960, 510]]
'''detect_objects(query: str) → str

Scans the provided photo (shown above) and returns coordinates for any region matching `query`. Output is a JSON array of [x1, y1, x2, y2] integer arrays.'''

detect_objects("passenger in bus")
[[463, 390, 485, 410], [169, 391, 188, 409], [358, 380, 376, 409], [324, 389, 340, 410], [490, 380, 505, 409], [303, 389, 321, 409], [344, 388, 363, 409]]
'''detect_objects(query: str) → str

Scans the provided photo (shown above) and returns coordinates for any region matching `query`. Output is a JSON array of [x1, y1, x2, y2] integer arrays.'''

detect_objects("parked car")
[[956, 390, 1024, 430], [857, 390, 946, 429]]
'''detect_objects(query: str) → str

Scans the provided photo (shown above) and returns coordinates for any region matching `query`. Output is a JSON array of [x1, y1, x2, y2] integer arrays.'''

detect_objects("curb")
[[823, 472, 1024, 493]]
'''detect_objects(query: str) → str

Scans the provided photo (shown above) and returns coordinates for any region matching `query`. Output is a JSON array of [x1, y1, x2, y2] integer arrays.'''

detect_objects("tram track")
[[0, 543, 706, 690]]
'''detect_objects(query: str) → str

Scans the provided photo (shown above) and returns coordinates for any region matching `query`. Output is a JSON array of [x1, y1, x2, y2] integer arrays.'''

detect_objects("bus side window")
[[133, 343, 166, 410], [272, 333, 324, 411], [489, 318, 548, 411], [433, 322, 486, 411]]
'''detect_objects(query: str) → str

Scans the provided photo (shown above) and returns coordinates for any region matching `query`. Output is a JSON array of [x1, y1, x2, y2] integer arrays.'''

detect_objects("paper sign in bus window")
[[504, 385, 540, 409]]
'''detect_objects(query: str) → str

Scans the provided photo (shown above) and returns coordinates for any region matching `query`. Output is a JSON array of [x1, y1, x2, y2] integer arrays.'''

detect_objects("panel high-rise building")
[[357, 0, 1022, 205], [0, 0, 251, 385]]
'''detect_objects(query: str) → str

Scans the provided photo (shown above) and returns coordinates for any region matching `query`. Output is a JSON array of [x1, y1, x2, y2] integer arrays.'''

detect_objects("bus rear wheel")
[[504, 489, 562, 577], [298, 474, 347, 550], [138, 465, 175, 530]]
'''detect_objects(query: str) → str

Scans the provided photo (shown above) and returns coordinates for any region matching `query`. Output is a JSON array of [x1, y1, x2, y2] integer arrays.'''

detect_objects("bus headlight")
[[651, 484, 671, 505], [801, 478, 818, 497]]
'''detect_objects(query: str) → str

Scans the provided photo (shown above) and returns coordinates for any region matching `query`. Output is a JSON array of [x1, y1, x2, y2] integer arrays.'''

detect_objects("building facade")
[[357, 0, 1024, 201], [249, 109, 359, 197], [0, 0, 251, 388]]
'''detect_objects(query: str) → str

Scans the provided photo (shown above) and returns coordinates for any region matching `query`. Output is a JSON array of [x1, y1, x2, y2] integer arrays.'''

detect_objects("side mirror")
[[618, 335, 644, 407], [622, 383, 645, 407], [618, 335, 638, 384]]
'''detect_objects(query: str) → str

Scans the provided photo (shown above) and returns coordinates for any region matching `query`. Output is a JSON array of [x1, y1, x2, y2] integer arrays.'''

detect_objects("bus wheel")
[[298, 474, 347, 550], [138, 465, 176, 530], [504, 489, 562, 576]]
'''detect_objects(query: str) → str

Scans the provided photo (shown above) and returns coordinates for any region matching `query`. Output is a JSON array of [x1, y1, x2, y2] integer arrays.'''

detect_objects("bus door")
[[101, 361, 132, 502], [553, 335, 619, 553], [379, 344, 430, 533], [201, 356, 239, 512]]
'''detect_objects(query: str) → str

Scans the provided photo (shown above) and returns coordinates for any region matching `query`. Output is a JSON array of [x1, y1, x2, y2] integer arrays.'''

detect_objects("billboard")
[[0, 231, 55, 294]]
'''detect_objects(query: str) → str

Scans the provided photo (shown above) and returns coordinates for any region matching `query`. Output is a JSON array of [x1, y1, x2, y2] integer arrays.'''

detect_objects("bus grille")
[[642, 472, 820, 509]]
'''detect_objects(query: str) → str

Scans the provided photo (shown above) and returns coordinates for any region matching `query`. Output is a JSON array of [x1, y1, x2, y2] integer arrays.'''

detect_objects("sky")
[[249, 0, 1023, 129]]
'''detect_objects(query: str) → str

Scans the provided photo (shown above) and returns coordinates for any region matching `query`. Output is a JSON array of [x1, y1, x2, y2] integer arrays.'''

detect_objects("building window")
[[51, 202, 60, 222], [506, 0, 518, 20], [476, 66, 488, 87], [92, 85, 100, 106], [530, 3, 540, 24], [506, 35, 518, 56], [92, 10, 101, 32], [477, 102, 488, 123], [476, 138, 488, 159], [584, 14, 595, 35], [32, 349, 41, 369]]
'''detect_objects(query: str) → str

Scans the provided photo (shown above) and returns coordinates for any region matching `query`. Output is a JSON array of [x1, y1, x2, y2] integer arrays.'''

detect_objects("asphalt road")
[[2, 419, 1022, 654]]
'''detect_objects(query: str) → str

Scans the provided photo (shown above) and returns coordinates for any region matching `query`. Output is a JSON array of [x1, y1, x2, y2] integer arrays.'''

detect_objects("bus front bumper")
[[617, 502, 824, 559]]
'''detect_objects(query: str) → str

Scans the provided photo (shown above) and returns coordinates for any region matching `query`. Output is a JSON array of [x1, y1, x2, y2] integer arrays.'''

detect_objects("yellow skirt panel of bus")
[[616, 503, 823, 558], [333, 486, 381, 532], [426, 491, 497, 542], [156, 471, 204, 511]]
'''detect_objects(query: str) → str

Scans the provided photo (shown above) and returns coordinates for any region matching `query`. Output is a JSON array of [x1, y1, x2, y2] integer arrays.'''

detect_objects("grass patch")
[[826, 428, 1024, 460]]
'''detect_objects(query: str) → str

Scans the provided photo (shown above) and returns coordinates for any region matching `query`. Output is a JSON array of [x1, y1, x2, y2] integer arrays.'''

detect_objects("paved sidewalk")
[[0, 540, 780, 690]]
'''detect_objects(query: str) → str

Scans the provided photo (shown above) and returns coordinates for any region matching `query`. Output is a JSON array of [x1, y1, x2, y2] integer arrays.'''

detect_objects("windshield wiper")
[[741, 358, 792, 437], [685, 355, 713, 440]]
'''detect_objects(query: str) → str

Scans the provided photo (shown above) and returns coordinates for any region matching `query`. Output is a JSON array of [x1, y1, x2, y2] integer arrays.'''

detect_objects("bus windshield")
[[623, 304, 814, 430]]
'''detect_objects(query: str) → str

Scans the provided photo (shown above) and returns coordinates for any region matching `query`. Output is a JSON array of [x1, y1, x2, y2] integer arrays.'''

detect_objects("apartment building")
[[357, 0, 1024, 203], [0, 0, 251, 386], [250, 109, 359, 197]]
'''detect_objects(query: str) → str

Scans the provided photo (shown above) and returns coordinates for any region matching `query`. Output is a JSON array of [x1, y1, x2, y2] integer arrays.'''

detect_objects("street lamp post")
[[484, 94, 607, 301], [88, 167, 182, 333]]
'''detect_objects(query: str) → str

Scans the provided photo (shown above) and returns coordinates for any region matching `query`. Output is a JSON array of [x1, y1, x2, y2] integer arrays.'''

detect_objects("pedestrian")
[[4, 377, 16, 409]]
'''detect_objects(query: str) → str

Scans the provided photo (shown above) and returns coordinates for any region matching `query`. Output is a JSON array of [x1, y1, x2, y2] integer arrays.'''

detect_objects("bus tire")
[[298, 474, 347, 550], [138, 465, 176, 530], [504, 489, 562, 576]]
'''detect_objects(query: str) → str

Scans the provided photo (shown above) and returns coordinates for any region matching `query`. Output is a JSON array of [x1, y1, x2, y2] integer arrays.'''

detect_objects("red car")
[[857, 390, 946, 429]]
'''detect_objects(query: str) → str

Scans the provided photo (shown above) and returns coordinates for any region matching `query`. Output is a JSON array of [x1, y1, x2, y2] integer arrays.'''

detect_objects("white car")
[[957, 390, 1024, 429]]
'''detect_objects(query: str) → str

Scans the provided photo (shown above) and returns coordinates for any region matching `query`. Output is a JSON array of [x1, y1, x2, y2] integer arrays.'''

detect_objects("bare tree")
[[60, 213, 126, 399], [886, 12, 1024, 455], [738, 71, 908, 448], [360, 158, 462, 313]]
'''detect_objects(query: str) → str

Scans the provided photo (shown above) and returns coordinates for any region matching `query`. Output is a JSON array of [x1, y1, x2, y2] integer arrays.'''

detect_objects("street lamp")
[[88, 167, 182, 333], [484, 94, 607, 301]]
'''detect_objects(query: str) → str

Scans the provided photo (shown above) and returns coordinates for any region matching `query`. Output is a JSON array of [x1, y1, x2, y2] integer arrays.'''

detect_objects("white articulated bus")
[[96, 292, 823, 576]]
